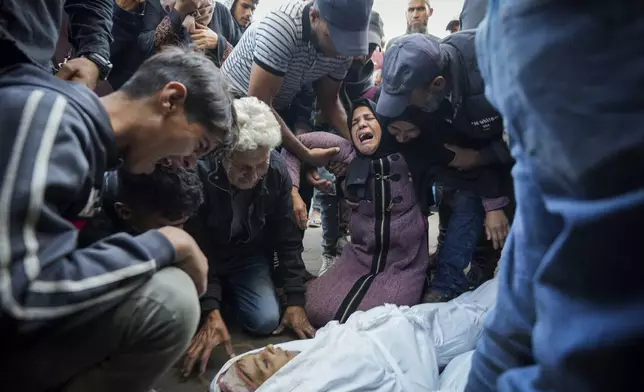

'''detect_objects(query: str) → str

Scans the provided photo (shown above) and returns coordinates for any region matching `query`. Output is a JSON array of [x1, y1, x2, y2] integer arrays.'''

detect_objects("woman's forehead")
[[389, 120, 417, 131], [352, 106, 373, 118]]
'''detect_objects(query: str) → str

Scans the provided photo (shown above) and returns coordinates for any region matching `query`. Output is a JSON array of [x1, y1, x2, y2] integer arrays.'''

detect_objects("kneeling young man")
[[0, 42, 235, 391], [183, 97, 314, 376]]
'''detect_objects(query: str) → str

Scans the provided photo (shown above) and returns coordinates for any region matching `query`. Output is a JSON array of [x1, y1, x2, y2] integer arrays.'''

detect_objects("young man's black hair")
[[79, 165, 205, 247]]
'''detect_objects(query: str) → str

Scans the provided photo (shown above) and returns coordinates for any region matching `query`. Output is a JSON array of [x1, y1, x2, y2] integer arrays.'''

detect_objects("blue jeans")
[[467, 2, 644, 391], [312, 168, 341, 255], [433, 189, 485, 296], [224, 255, 281, 336]]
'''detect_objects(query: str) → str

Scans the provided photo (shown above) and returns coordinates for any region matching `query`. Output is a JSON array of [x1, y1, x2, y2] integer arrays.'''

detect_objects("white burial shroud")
[[211, 277, 499, 392]]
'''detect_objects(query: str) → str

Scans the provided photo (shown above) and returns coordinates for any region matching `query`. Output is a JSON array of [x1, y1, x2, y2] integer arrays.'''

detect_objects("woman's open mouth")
[[357, 131, 374, 144]]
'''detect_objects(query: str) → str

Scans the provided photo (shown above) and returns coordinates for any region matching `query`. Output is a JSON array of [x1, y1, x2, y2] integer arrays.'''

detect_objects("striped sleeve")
[[253, 11, 298, 76], [328, 57, 352, 81], [0, 89, 176, 326]]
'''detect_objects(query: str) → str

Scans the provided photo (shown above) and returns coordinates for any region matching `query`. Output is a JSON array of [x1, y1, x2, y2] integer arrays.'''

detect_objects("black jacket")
[[1, 0, 112, 69], [186, 151, 307, 313]]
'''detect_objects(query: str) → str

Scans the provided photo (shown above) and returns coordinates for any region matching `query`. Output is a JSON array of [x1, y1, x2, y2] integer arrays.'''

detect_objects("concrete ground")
[[154, 215, 440, 392]]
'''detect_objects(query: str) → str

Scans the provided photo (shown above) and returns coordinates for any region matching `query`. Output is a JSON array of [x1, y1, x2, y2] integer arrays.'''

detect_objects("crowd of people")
[[1, 0, 643, 391]]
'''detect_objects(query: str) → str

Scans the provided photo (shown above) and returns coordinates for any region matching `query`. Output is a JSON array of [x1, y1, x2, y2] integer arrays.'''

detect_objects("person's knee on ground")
[[239, 303, 281, 336]]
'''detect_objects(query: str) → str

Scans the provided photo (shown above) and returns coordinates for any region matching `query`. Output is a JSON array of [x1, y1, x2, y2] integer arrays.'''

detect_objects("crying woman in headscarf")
[[282, 99, 430, 328]]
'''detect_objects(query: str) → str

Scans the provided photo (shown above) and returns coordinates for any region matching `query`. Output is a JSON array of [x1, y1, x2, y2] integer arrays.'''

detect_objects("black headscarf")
[[344, 99, 397, 201], [382, 106, 451, 215]]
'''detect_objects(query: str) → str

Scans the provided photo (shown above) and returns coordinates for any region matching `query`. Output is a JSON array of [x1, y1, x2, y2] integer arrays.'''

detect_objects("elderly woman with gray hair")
[[182, 97, 315, 377]]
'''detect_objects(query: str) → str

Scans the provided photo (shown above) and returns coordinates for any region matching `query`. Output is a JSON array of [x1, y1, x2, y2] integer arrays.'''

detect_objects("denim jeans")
[[433, 189, 485, 296], [223, 254, 281, 336], [311, 167, 341, 255], [466, 1, 644, 391]]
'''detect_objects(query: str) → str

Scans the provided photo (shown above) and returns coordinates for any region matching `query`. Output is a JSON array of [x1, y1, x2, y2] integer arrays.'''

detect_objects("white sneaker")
[[318, 254, 337, 276]]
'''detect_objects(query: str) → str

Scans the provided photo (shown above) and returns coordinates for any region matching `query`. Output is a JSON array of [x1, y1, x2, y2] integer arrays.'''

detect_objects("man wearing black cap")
[[221, 0, 374, 169], [377, 33, 513, 301], [377, 32, 513, 187]]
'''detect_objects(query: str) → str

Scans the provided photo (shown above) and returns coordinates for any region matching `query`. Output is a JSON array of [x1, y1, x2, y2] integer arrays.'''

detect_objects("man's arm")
[[267, 155, 307, 308], [478, 139, 513, 166], [65, 0, 113, 59], [247, 10, 316, 162], [0, 90, 176, 329], [316, 76, 351, 140], [249, 65, 315, 162]]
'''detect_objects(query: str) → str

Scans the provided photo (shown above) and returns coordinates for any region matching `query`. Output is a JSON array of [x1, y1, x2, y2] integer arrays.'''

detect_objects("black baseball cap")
[[376, 34, 443, 118], [316, 0, 375, 57]]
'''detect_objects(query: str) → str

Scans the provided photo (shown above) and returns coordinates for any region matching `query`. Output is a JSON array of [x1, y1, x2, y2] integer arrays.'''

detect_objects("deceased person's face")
[[218, 345, 298, 391]]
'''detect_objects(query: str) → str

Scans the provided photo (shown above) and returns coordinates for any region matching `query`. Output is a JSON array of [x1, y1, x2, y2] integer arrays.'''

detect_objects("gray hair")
[[230, 97, 281, 153]]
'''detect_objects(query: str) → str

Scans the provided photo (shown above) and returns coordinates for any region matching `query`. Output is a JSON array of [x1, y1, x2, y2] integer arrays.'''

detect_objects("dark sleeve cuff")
[[200, 297, 221, 312], [253, 56, 287, 77], [482, 196, 510, 212], [285, 292, 305, 307], [479, 140, 513, 166], [478, 145, 497, 166]]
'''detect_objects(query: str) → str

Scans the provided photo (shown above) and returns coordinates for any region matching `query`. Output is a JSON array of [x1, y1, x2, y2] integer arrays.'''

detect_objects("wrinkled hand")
[[445, 144, 481, 171], [304, 147, 340, 167], [158, 226, 208, 295], [56, 58, 100, 90], [182, 310, 234, 376], [291, 188, 308, 230], [485, 209, 510, 250], [306, 169, 334, 194], [190, 24, 218, 50], [327, 161, 348, 178], [115, 0, 145, 11], [273, 306, 316, 340]]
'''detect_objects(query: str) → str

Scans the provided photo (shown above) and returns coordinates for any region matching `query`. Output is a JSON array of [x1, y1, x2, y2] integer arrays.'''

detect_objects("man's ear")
[[429, 76, 446, 93], [158, 81, 188, 115], [114, 202, 132, 221], [429, 7, 434, 17]]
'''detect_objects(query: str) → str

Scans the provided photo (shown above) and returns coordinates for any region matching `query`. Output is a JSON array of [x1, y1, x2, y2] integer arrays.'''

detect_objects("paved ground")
[[155, 215, 440, 392]]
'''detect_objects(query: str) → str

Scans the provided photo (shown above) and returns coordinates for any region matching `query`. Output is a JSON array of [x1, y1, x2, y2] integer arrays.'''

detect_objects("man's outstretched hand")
[[182, 310, 234, 377], [273, 306, 316, 340]]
